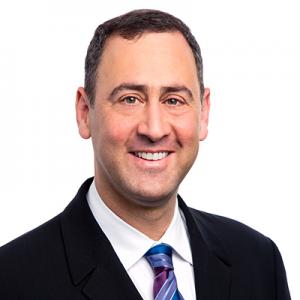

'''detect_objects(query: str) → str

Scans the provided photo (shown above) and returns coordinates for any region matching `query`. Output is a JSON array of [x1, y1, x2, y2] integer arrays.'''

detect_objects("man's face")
[[77, 32, 210, 207]]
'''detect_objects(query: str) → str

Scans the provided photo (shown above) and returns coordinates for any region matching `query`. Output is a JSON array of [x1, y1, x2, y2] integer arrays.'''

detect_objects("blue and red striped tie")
[[145, 243, 184, 300]]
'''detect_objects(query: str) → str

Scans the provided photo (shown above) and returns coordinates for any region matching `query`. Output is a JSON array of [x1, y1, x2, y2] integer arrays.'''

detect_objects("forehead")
[[96, 31, 200, 95]]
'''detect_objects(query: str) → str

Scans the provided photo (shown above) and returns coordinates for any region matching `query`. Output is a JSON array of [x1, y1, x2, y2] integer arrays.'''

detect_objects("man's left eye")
[[165, 98, 183, 105]]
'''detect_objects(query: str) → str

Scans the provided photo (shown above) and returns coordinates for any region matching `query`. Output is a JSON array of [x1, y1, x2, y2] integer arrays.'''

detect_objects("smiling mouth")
[[133, 151, 170, 161]]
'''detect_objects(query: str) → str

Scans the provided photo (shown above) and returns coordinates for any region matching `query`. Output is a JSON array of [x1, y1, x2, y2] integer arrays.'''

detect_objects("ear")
[[75, 87, 91, 139], [199, 88, 210, 141]]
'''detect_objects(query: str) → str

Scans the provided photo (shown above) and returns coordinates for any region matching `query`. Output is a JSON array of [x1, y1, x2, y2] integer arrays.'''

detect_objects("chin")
[[124, 183, 178, 208]]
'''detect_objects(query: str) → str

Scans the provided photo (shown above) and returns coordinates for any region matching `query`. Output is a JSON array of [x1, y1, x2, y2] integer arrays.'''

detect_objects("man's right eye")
[[121, 96, 138, 105]]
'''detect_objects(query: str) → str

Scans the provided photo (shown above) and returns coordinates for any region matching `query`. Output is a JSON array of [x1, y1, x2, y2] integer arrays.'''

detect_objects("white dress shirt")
[[87, 180, 196, 300]]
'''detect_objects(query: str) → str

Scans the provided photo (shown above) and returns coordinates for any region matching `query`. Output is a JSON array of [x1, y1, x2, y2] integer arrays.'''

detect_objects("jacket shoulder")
[[188, 208, 291, 299], [0, 214, 69, 294], [0, 214, 62, 259], [188, 208, 276, 262]]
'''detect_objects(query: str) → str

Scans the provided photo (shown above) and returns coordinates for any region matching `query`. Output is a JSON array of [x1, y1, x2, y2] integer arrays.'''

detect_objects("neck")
[[94, 177, 177, 241]]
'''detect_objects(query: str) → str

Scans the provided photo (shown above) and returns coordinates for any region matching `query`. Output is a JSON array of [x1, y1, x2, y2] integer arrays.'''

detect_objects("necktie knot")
[[145, 244, 174, 275], [145, 244, 184, 300]]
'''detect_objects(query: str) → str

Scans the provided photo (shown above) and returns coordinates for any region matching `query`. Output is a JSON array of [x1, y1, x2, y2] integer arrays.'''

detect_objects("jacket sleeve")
[[270, 240, 291, 300]]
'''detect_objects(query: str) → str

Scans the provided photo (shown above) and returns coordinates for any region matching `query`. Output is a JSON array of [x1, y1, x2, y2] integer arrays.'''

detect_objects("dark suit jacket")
[[0, 178, 291, 299]]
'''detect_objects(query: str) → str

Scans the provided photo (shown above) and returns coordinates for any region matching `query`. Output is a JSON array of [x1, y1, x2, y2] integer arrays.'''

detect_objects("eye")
[[121, 96, 138, 105], [165, 98, 184, 106]]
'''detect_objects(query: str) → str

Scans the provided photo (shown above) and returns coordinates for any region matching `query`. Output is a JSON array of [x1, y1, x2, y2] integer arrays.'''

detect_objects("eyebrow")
[[108, 84, 146, 100], [108, 83, 194, 101], [161, 86, 193, 100]]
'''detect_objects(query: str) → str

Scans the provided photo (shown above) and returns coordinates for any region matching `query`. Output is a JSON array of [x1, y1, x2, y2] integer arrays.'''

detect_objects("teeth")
[[135, 152, 169, 161]]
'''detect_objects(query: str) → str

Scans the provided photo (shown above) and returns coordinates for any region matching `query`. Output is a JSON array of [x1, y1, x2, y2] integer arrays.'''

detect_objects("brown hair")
[[85, 9, 204, 105]]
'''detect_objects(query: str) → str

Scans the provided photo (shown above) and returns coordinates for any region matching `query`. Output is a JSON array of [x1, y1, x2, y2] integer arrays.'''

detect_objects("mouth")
[[132, 151, 170, 161]]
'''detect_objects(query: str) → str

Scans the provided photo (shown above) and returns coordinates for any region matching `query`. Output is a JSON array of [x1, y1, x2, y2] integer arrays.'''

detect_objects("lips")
[[134, 151, 169, 161]]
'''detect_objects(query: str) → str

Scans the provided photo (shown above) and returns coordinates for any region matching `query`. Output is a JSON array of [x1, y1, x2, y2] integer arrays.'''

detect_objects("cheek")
[[100, 113, 136, 146], [174, 115, 200, 144]]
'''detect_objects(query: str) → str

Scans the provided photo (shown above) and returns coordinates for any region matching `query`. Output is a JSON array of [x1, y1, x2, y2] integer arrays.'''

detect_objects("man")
[[0, 9, 291, 300]]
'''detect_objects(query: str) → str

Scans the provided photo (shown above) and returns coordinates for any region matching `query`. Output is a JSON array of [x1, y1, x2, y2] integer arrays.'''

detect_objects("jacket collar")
[[60, 178, 143, 300], [178, 195, 231, 300], [60, 178, 231, 300]]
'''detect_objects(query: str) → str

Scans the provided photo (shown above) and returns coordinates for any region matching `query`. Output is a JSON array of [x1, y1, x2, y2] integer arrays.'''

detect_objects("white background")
[[0, 0, 299, 298]]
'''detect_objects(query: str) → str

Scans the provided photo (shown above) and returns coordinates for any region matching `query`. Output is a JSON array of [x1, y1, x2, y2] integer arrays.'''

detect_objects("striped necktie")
[[145, 243, 184, 300]]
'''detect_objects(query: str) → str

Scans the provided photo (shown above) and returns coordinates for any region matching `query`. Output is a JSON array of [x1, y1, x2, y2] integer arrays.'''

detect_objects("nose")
[[137, 102, 171, 142]]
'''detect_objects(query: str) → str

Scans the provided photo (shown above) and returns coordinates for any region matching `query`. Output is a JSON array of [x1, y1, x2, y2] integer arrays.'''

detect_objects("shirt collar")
[[87, 180, 193, 270]]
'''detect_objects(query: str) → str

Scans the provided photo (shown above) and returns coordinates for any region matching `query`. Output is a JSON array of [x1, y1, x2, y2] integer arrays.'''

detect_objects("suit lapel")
[[82, 261, 142, 300], [179, 196, 231, 300], [60, 178, 231, 300], [60, 178, 143, 300]]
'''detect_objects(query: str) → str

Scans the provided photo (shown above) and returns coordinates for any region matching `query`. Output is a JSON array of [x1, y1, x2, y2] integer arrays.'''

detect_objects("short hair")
[[85, 9, 204, 106]]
